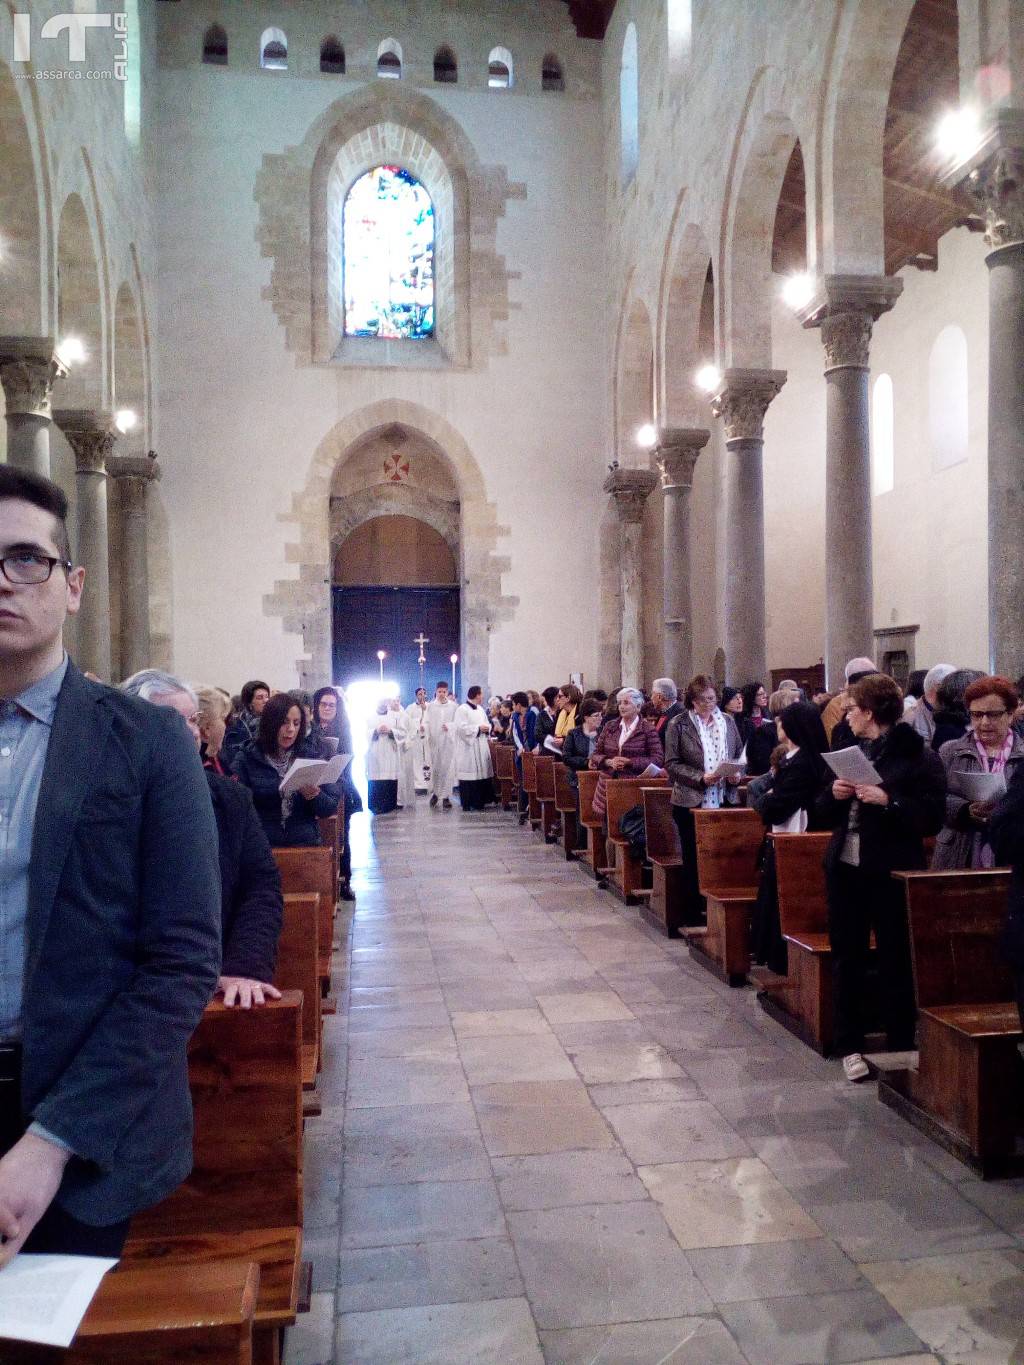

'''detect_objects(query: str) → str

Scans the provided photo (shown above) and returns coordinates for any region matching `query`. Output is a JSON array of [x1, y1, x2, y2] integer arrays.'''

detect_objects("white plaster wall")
[[154, 0, 606, 695]]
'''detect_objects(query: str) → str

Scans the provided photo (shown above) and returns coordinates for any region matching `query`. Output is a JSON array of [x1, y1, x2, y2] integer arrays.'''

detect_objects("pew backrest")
[[577, 770, 601, 826], [275, 893, 320, 1048], [521, 751, 538, 795], [553, 760, 578, 813], [535, 755, 556, 801], [643, 787, 681, 864], [895, 869, 1013, 1009], [772, 832, 831, 938], [606, 777, 668, 843], [272, 846, 335, 960], [494, 744, 518, 786], [693, 808, 763, 892]]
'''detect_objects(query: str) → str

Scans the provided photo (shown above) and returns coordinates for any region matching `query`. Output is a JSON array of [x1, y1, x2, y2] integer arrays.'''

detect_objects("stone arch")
[[0, 56, 45, 333], [254, 84, 524, 370], [615, 296, 654, 464], [113, 281, 144, 455], [330, 487, 459, 559], [265, 400, 515, 689], [658, 201, 715, 427], [56, 191, 103, 407]]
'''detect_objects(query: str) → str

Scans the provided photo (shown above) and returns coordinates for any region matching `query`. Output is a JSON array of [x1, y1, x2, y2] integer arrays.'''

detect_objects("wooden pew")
[[576, 770, 604, 878], [757, 832, 835, 1054], [520, 752, 541, 831], [3, 1261, 260, 1365], [274, 892, 321, 1093], [315, 815, 340, 907], [553, 760, 580, 859], [123, 994, 305, 1365], [686, 808, 763, 986], [604, 777, 669, 903], [642, 787, 684, 936], [534, 755, 560, 842], [878, 869, 1021, 1177], [272, 847, 335, 1003], [493, 743, 519, 810]]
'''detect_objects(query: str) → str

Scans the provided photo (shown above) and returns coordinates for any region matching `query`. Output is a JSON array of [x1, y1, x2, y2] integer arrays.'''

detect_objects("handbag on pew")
[[619, 804, 647, 861]]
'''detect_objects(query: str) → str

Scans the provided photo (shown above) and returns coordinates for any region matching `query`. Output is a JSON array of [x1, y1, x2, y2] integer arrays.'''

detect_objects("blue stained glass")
[[343, 166, 435, 340]]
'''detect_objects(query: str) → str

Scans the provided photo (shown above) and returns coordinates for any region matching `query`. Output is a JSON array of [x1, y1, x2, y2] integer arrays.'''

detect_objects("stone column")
[[604, 467, 658, 688], [799, 277, 901, 688], [0, 338, 67, 476], [655, 427, 709, 684], [54, 409, 115, 680], [710, 369, 786, 686], [108, 453, 160, 679]]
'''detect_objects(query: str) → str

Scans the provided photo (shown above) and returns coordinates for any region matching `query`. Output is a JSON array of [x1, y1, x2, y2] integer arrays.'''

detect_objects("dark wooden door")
[[332, 586, 460, 703]]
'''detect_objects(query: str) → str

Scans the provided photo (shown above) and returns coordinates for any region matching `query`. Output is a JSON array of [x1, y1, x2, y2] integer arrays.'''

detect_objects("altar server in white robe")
[[427, 680, 458, 809], [405, 687, 431, 793], [390, 696, 416, 809], [366, 699, 404, 814], [454, 685, 494, 811]]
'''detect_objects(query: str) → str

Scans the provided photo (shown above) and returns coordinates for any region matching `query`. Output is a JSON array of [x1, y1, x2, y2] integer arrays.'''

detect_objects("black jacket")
[[931, 707, 969, 752], [751, 749, 830, 830], [206, 770, 284, 982], [743, 718, 778, 777], [563, 726, 597, 780], [534, 708, 557, 752], [654, 701, 685, 737], [989, 764, 1024, 969], [231, 740, 341, 847], [221, 708, 259, 769], [816, 721, 946, 876]]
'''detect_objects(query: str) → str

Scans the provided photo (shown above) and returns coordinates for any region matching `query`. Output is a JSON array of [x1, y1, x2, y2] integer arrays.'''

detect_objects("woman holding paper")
[[816, 673, 945, 1083], [232, 693, 341, 846], [366, 699, 405, 815], [932, 676, 1024, 870], [664, 676, 744, 925]]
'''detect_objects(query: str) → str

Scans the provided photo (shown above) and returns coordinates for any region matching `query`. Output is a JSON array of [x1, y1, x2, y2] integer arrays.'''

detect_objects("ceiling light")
[[114, 408, 137, 433], [782, 272, 815, 311], [936, 107, 982, 162], [695, 364, 721, 394], [635, 423, 657, 449]]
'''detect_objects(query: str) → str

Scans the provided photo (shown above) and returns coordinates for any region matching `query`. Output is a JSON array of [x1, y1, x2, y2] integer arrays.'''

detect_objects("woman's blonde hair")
[[194, 684, 231, 730]]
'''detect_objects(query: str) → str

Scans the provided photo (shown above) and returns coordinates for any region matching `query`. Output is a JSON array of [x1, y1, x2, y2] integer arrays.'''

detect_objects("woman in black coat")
[[816, 674, 946, 1082], [749, 702, 830, 975], [988, 764, 1024, 1033], [309, 685, 361, 900], [232, 692, 341, 848]]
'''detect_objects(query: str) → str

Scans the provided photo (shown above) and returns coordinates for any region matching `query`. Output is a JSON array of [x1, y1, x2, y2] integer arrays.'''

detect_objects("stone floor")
[[285, 799, 1024, 1365]]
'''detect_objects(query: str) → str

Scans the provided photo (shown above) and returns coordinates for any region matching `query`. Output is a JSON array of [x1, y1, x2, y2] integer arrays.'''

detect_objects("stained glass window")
[[343, 166, 435, 341]]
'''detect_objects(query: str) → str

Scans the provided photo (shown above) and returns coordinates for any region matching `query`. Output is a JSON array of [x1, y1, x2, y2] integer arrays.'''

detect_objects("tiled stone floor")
[[286, 800, 1024, 1365]]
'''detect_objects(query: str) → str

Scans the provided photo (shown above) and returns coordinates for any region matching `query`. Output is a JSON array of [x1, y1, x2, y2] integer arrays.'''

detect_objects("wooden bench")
[[553, 760, 581, 859], [493, 743, 519, 810], [641, 787, 684, 936], [3, 1260, 260, 1365], [534, 755, 560, 842], [123, 994, 305, 1365], [275, 892, 321, 1093], [520, 752, 541, 831], [685, 808, 763, 986], [604, 777, 669, 904], [272, 847, 335, 1003], [576, 770, 604, 879], [878, 869, 1021, 1177], [316, 816, 340, 908]]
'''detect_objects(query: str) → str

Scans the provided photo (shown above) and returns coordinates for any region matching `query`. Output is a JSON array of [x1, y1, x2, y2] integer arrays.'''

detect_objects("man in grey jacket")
[[0, 467, 220, 1263], [906, 663, 956, 744]]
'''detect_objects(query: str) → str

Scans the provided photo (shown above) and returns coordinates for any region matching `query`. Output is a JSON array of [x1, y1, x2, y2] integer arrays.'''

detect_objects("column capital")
[[654, 427, 709, 491], [54, 409, 117, 475], [603, 467, 658, 523], [796, 276, 903, 371], [939, 107, 1024, 252], [108, 452, 162, 484], [0, 337, 68, 418], [711, 368, 786, 443]]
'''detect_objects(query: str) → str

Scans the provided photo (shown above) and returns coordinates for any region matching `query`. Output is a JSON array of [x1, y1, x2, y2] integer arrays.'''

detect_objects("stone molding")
[[796, 275, 903, 371], [108, 453, 161, 512], [330, 486, 460, 560], [711, 369, 786, 442], [655, 427, 709, 490], [0, 338, 67, 418], [54, 409, 116, 474], [603, 467, 658, 523]]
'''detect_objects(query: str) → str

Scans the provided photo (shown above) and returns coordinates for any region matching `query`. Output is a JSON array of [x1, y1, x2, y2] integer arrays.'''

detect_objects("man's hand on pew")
[[217, 976, 283, 1009], [0, 1131, 70, 1267]]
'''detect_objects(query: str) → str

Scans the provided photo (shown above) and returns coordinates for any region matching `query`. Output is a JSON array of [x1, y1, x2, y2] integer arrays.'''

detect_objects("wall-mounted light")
[[935, 106, 982, 162], [695, 364, 721, 394], [114, 408, 138, 433], [56, 336, 86, 367], [781, 273, 815, 312], [635, 423, 657, 449]]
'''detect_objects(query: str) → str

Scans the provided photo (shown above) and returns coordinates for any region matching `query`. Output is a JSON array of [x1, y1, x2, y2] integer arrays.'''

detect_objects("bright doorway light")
[[695, 364, 721, 393], [343, 676, 401, 804]]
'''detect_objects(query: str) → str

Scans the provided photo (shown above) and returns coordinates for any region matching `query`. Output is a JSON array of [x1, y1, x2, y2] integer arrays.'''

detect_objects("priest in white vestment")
[[426, 681, 458, 809], [404, 687, 431, 794], [454, 685, 494, 811], [366, 700, 405, 814]]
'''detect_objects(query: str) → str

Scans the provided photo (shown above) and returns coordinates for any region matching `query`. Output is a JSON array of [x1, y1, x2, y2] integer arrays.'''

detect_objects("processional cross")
[[414, 632, 429, 687]]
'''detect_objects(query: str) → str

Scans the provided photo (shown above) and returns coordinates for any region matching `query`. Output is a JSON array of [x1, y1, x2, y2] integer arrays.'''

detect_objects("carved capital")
[[603, 467, 658, 523], [797, 276, 902, 371], [108, 453, 161, 514], [821, 309, 874, 370], [654, 427, 709, 490], [967, 144, 1024, 250], [0, 338, 67, 418], [54, 409, 116, 475], [711, 369, 786, 443]]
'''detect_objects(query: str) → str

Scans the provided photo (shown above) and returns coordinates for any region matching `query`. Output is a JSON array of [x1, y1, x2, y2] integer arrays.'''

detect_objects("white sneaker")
[[843, 1053, 869, 1083]]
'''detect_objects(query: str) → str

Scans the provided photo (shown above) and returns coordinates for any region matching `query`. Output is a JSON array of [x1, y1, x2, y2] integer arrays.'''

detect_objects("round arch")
[[113, 281, 145, 453], [658, 203, 715, 427], [616, 297, 654, 463], [56, 192, 103, 407], [0, 58, 45, 333]]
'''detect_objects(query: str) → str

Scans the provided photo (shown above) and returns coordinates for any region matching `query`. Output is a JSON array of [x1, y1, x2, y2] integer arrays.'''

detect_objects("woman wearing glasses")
[[932, 675, 1024, 870]]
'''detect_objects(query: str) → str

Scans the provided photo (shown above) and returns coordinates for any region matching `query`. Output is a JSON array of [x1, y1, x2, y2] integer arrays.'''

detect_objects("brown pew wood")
[[687, 808, 763, 986], [878, 869, 1021, 1177], [272, 847, 335, 1001], [576, 770, 604, 878], [641, 787, 684, 936], [2, 1260, 261, 1365], [493, 743, 519, 810], [520, 752, 541, 830], [534, 755, 560, 842], [604, 777, 669, 903], [275, 892, 322, 1091], [553, 760, 580, 859], [123, 993, 305, 1365]]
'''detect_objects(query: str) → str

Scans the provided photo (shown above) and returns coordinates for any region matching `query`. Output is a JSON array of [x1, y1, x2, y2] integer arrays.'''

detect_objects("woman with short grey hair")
[[588, 687, 663, 820]]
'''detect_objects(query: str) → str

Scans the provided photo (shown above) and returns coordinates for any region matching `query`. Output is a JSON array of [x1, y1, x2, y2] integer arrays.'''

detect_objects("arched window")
[[929, 324, 969, 471], [434, 45, 457, 83], [488, 46, 513, 88], [872, 373, 895, 495], [377, 38, 402, 79], [260, 27, 287, 70], [542, 53, 564, 92], [320, 36, 345, 74], [343, 166, 435, 341], [202, 23, 227, 65], [666, 0, 692, 65], [620, 23, 639, 185]]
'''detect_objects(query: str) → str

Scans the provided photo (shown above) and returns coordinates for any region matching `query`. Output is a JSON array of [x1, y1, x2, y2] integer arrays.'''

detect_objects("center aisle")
[[289, 800, 1024, 1365]]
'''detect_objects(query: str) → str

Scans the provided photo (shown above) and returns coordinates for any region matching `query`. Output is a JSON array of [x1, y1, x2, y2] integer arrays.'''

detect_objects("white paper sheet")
[[824, 746, 882, 786], [638, 764, 666, 779], [0, 1254, 117, 1348], [279, 752, 352, 796], [953, 769, 1007, 802], [717, 760, 747, 779]]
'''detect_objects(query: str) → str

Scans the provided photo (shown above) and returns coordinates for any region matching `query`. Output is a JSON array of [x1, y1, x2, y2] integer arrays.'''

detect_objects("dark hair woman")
[[221, 677, 271, 768], [816, 672, 946, 1083], [232, 692, 340, 847], [309, 685, 361, 900], [931, 668, 985, 751], [749, 702, 830, 975]]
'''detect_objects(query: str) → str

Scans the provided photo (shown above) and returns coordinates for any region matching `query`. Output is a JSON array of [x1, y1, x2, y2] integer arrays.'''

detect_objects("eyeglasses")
[[969, 709, 1008, 721], [0, 552, 72, 585]]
